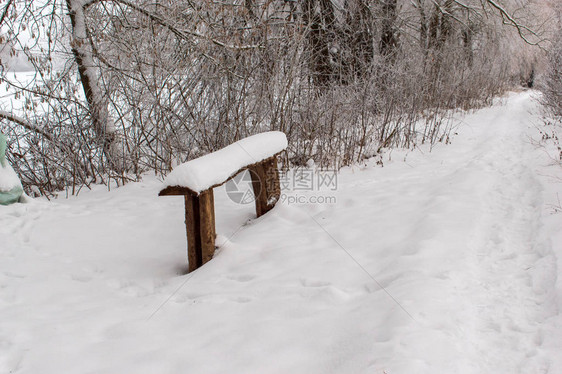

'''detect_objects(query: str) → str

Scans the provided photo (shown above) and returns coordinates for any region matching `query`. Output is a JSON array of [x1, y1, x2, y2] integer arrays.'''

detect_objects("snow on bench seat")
[[163, 131, 287, 194]]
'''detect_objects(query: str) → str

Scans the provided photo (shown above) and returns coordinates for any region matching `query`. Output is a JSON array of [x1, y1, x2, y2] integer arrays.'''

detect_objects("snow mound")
[[0, 163, 22, 192], [0, 133, 23, 202], [164, 131, 287, 193]]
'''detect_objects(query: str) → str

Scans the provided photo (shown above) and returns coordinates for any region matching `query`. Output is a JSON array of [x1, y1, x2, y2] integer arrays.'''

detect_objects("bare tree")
[[0, 0, 551, 196]]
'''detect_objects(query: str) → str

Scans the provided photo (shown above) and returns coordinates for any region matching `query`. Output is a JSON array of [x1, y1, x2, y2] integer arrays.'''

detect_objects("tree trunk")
[[302, 0, 336, 86], [345, 0, 374, 79], [462, 27, 473, 67], [417, 0, 428, 52], [379, 0, 398, 58], [66, 0, 123, 172]]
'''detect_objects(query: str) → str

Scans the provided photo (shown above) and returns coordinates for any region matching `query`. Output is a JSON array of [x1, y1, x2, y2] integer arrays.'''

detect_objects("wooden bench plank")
[[160, 185, 198, 197], [162, 132, 287, 194]]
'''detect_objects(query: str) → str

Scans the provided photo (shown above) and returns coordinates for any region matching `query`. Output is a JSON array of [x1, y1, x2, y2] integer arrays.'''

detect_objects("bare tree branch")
[[485, 0, 543, 46], [83, 0, 263, 50], [0, 110, 55, 142], [0, 0, 14, 27]]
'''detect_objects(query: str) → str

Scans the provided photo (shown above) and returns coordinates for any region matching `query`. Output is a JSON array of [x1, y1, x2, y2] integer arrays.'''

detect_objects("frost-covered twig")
[[0, 110, 54, 142], [83, 0, 263, 50]]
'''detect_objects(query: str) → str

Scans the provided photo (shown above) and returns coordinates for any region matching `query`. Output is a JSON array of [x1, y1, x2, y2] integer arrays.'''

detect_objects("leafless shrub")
[[541, 35, 562, 120], [0, 0, 545, 196]]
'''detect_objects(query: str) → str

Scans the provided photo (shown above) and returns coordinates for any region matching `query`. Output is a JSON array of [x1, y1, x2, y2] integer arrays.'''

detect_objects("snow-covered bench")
[[159, 131, 287, 272]]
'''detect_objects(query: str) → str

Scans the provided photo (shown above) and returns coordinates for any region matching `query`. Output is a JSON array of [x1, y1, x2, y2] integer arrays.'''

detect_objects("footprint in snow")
[[70, 274, 93, 283], [300, 278, 331, 288], [226, 274, 256, 283], [232, 296, 253, 303]]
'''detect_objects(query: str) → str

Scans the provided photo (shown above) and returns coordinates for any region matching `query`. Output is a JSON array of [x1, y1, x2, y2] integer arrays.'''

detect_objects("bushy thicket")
[[541, 35, 562, 120], [0, 0, 539, 196]]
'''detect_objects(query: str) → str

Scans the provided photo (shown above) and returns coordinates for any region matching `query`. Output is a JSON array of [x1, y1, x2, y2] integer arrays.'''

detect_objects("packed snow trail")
[[1, 91, 560, 373]]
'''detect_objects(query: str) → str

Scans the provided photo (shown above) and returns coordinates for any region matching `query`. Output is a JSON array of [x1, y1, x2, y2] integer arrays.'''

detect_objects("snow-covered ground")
[[1, 91, 561, 373]]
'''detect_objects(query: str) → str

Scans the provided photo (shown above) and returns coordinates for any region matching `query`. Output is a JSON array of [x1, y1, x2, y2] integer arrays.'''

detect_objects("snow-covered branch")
[[83, 0, 263, 50], [0, 0, 14, 27], [0, 111, 54, 142], [485, 0, 544, 46]]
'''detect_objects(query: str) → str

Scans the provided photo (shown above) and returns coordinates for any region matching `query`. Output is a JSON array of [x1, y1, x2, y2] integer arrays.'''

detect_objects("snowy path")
[[1, 91, 561, 373]]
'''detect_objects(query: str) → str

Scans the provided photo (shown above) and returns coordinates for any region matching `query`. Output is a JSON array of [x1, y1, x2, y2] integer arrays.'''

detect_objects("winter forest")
[[2, 1, 562, 373], [0, 0, 557, 195]]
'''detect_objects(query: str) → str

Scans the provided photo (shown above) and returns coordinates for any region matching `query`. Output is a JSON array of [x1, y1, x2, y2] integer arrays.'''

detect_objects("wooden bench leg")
[[184, 190, 216, 272], [249, 163, 267, 217], [199, 189, 216, 265], [263, 155, 281, 206], [250, 155, 281, 218]]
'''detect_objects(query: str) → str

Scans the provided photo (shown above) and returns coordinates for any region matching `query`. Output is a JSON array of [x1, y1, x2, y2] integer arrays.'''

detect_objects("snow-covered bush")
[[0, 0, 544, 196], [541, 35, 562, 120], [537, 20, 562, 164]]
